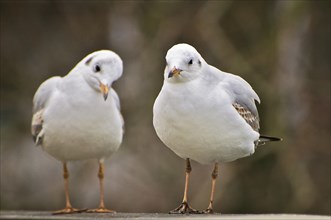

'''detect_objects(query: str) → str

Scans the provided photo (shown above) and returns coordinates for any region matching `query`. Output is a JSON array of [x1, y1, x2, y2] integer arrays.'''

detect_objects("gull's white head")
[[75, 50, 123, 100], [165, 43, 205, 82]]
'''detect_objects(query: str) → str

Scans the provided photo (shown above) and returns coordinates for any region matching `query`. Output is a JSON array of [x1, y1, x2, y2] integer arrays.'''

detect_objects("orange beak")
[[168, 67, 182, 78], [100, 83, 109, 101]]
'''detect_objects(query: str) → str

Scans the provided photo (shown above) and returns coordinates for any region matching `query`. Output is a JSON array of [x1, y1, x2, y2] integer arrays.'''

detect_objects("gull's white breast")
[[153, 79, 259, 164], [42, 78, 123, 162]]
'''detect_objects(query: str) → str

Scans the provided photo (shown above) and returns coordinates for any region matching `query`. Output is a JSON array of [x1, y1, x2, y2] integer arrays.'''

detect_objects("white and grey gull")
[[153, 43, 281, 214], [31, 50, 124, 214]]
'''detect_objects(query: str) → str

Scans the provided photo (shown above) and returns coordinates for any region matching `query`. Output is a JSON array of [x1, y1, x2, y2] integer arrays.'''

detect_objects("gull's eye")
[[188, 59, 193, 65], [93, 64, 101, 73]]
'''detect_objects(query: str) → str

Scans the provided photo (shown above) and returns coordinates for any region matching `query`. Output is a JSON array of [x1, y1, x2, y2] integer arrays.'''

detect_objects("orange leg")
[[169, 158, 200, 214], [202, 163, 219, 214], [87, 162, 115, 213], [53, 162, 85, 214]]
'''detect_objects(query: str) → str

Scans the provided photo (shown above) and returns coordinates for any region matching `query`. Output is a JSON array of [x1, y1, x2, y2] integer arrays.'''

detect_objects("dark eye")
[[188, 59, 193, 65], [93, 64, 101, 72]]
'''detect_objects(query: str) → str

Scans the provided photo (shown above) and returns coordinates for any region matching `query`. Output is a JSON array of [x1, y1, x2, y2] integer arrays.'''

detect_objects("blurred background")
[[1, 0, 330, 215]]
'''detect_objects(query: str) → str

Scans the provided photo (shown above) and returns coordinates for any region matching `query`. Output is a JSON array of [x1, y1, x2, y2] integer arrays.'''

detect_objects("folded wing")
[[31, 76, 61, 145]]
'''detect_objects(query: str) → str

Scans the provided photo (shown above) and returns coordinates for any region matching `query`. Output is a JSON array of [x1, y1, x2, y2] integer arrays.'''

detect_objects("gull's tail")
[[255, 135, 282, 146]]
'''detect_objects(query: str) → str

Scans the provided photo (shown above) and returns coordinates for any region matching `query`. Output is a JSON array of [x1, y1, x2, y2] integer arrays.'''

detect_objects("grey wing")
[[224, 73, 260, 132], [110, 89, 125, 132], [31, 76, 61, 145], [110, 88, 121, 112]]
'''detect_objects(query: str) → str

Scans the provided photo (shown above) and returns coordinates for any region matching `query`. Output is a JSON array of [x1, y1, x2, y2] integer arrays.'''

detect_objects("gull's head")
[[79, 50, 123, 100], [165, 43, 205, 83]]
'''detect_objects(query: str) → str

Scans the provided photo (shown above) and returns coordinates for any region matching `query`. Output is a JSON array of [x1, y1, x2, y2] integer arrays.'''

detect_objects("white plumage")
[[153, 43, 280, 214], [153, 43, 260, 164], [31, 50, 124, 214]]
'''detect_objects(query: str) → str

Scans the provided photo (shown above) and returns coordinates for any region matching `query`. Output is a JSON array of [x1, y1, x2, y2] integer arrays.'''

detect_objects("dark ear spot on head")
[[85, 56, 94, 65], [198, 60, 201, 65]]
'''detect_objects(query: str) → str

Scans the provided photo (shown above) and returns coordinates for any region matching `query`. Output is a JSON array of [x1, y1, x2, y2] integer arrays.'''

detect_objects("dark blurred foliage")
[[0, 0, 330, 215]]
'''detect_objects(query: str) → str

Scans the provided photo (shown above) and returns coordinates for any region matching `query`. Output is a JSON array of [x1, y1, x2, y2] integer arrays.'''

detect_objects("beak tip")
[[103, 94, 108, 101], [100, 83, 109, 101]]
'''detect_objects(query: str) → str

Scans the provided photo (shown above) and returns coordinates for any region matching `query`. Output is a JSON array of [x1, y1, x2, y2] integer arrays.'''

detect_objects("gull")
[[153, 43, 281, 214], [31, 50, 124, 214]]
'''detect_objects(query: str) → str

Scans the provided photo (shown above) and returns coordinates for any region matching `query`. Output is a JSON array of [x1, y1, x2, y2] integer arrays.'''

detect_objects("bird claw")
[[201, 208, 214, 214], [52, 207, 87, 215], [169, 202, 201, 214]]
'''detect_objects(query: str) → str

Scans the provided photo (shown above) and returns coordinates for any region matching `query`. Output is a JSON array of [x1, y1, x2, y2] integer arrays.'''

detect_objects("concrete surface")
[[0, 211, 330, 220]]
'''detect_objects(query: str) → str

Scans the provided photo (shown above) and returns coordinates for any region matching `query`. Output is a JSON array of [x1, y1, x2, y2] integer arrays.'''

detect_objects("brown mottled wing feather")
[[31, 76, 61, 145], [31, 110, 44, 144], [233, 102, 260, 131]]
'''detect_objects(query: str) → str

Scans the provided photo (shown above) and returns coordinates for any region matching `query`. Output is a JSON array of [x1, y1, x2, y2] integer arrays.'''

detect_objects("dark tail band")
[[255, 135, 282, 147], [259, 135, 282, 142]]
